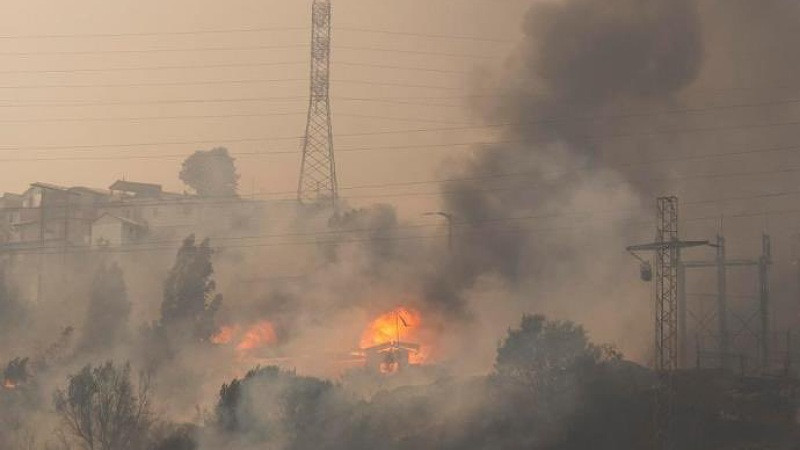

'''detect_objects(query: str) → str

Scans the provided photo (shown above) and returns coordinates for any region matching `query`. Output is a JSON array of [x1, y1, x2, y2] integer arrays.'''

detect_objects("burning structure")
[[358, 307, 425, 374], [3, 0, 800, 448]]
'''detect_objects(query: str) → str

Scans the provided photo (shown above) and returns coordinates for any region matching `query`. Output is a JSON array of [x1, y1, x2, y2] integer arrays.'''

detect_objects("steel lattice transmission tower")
[[628, 197, 711, 371], [627, 196, 712, 450], [298, 0, 338, 206], [655, 197, 680, 371]]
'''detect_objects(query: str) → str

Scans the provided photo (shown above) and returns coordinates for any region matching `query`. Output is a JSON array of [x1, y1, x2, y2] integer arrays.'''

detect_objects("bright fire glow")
[[360, 307, 422, 348], [211, 325, 239, 345], [236, 321, 277, 352], [2, 379, 16, 390], [211, 321, 277, 356], [360, 307, 428, 365]]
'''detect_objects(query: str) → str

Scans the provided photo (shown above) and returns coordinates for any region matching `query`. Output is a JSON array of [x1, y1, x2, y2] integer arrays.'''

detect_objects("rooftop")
[[109, 180, 163, 197]]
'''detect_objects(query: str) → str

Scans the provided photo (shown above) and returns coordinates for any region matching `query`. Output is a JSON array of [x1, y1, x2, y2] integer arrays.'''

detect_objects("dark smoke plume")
[[447, 0, 704, 283]]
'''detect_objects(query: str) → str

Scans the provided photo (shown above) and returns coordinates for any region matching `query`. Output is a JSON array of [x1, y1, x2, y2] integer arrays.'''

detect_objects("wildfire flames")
[[211, 320, 277, 355], [2, 379, 16, 390], [210, 307, 430, 375], [360, 307, 428, 367], [237, 321, 277, 352], [360, 307, 421, 348], [211, 325, 238, 345]]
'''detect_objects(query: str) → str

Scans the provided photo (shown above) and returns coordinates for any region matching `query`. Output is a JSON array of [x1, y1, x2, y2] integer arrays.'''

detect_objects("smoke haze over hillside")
[[2, 0, 800, 449]]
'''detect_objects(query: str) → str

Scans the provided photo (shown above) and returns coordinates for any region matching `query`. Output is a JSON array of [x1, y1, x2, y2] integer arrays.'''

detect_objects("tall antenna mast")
[[298, 0, 338, 207]]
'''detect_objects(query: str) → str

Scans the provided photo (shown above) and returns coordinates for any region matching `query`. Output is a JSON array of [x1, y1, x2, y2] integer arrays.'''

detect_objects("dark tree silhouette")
[[179, 147, 239, 197], [0, 262, 23, 336], [149, 424, 198, 450], [215, 366, 334, 444], [160, 235, 222, 341], [53, 362, 152, 450], [80, 262, 131, 353], [2, 357, 29, 387], [494, 314, 618, 390]]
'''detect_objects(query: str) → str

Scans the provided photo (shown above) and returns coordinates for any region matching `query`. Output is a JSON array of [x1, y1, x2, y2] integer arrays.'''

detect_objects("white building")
[[90, 214, 148, 248]]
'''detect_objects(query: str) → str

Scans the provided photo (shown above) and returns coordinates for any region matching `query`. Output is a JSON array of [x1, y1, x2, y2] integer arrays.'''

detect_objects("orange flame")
[[2, 379, 16, 390], [236, 321, 277, 352], [360, 307, 422, 348], [211, 325, 239, 345], [360, 307, 430, 366]]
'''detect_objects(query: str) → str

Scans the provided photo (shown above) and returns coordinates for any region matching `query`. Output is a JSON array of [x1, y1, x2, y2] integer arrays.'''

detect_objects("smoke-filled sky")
[[2, 0, 800, 367], [5, 3, 800, 448], [0, 0, 531, 217]]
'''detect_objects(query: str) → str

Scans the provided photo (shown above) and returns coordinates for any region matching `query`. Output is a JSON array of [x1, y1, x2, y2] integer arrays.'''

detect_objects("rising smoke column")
[[443, 0, 702, 283], [447, 0, 704, 281], [434, 0, 705, 359]]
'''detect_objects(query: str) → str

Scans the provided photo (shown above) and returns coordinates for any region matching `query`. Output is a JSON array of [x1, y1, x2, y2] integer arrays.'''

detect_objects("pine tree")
[[160, 235, 222, 341]]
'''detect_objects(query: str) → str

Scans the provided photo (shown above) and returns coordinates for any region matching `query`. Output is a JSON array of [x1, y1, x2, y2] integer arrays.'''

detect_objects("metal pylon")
[[627, 196, 713, 450], [298, 0, 338, 207]]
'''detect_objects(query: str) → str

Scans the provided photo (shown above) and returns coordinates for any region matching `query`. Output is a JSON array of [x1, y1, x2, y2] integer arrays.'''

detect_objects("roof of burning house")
[[92, 213, 147, 229], [30, 182, 69, 191], [69, 186, 112, 197], [109, 180, 163, 197]]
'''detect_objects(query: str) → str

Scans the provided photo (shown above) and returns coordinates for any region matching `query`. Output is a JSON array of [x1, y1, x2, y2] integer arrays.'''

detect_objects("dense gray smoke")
[[446, 0, 703, 282], [3, 0, 800, 449]]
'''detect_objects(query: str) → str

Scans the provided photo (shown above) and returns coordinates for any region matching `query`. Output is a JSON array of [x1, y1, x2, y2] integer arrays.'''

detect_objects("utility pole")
[[759, 233, 771, 369], [627, 196, 712, 450], [628, 197, 711, 371], [716, 234, 730, 371], [36, 189, 45, 304], [298, 0, 338, 208], [682, 234, 771, 373]]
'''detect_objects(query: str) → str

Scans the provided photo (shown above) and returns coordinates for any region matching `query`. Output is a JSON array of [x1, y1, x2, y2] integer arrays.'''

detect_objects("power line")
[[337, 26, 514, 43], [0, 43, 309, 56], [5, 109, 800, 153], [0, 61, 307, 75], [0, 111, 309, 124], [3, 87, 798, 109], [1, 91, 799, 137], [4, 160, 800, 214], [0, 25, 508, 43], [335, 45, 495, 59], [0, 78, 464, 91], [0, 111, 468, 126], [0, 26, 309, 40], [0, 61, 467, 76], [0, 96, 465, 110], [0, 77, 308, 90], [0, 43, 496, 59], [8, 197, 800, 257], [5, 80, 800, 129]]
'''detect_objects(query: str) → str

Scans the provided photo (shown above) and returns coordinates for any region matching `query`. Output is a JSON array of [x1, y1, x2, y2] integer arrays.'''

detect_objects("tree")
[[179, 147, 239, 197], [160, 235, 222, 341], [215, 366, 334, 445], [53, 361, 152, 450], [80, 262, 131, 353], [0, 262, 24, 336], [3, 357, 29, 387], [149, 424, 198, 450], [494, 314, 618, 391]]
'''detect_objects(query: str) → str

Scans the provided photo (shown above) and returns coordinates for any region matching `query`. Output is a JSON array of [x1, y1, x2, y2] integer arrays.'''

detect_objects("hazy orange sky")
[[0, 0, 533, 217]]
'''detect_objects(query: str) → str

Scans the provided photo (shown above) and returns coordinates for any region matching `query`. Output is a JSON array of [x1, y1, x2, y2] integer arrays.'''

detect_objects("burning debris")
[[211, 325, 238, 345], [211, 320, 278, 357], [235, 321, 277, 354], [358, 307, 425, 374], [2, 357, 29, 390]]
